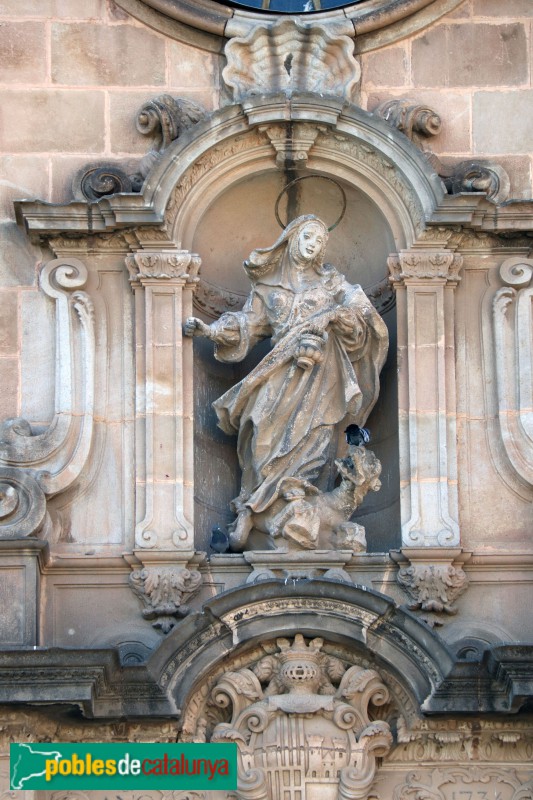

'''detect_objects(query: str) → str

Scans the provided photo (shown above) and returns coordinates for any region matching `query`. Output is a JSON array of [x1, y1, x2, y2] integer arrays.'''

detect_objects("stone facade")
[[0, 1, 533, 798]]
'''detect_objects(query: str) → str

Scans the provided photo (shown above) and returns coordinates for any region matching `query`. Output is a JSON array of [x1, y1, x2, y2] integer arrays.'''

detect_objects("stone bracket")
[[126, 550, 204, 634], [493, 257, 533, 487], [389, 250, 462, 547], [391, 547, 471, 627], [260, 121, 325, 171], [127, 249, 201, 551], [0, 257, 96, 539]]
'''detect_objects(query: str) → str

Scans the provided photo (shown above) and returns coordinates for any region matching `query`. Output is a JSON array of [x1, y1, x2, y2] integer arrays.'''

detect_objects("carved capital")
[[126, 250, 201, 285], [129, 565, 202, 634], [392, 548, 471, 627], [388, 251, 463, 284], [223, 19, 360, 102]]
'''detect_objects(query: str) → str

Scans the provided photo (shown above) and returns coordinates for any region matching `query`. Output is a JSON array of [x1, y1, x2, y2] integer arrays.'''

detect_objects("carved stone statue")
[[185, 215, 388, 551]]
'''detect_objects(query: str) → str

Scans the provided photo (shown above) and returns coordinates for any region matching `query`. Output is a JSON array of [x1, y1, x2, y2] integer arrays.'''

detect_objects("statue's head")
[[245, 214, 329, 283], [290, 218, 329, 267]]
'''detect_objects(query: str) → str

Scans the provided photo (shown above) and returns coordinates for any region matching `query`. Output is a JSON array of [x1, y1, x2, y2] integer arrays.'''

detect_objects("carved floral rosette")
[[185, 635, 393, 800]]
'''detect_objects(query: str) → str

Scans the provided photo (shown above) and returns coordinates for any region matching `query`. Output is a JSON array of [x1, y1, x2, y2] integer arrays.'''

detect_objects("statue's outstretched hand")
[[184, 317, 212, 338]]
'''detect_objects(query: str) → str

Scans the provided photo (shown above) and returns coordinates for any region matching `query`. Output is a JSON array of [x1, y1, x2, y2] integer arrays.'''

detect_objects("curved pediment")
[[15, 93, 452, 253], [147, 579, 455, 717]]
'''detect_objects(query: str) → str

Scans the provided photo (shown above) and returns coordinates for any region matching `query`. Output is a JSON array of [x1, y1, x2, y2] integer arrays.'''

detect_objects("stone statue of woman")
[[185, 215, 388, 551]]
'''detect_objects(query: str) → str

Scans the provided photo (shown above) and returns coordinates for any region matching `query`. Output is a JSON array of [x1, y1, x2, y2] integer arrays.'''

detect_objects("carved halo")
[[274, 175, 347, 232]]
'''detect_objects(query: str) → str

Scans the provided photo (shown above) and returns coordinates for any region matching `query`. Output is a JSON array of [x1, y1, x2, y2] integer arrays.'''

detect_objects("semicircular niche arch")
[[150, 96, 443, 552]]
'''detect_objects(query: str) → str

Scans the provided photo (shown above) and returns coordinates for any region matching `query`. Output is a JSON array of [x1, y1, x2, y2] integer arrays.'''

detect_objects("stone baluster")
[[388, 250, 463, 547]]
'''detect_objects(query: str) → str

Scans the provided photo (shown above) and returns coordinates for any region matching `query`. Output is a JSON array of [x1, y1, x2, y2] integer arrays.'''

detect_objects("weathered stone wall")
[[0, 0, 222, 424], [361, 0, 533, 198]]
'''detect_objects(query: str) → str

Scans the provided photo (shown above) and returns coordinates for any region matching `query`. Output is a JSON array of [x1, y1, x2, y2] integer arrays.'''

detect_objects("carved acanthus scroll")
[[493, 257, 533, 487], [0, 258, 95, 538]]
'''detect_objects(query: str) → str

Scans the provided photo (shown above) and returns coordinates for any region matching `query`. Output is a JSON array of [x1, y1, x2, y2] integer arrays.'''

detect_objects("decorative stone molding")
[[113, 0, 466, 54], [74, 95, 206, 201], [389, 250, 462, 547], [129, 564, 202, 633], [376, 99, 510, 203], [223, 19, 361, 102], [390, 716, 533, 763], [393, 768, 533, 800], [126, 250, 200, 551], [243, 550, 356, 585], [391, 548, 471, 627], [198, 635, 392, 799], [0, 258, 95, 538], [493, 258, 533, 488]]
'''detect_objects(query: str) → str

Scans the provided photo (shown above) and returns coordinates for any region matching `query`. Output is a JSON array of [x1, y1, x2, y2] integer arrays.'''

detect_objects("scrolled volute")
[[337, 665, 390, 720], [136, 94, 205, 152], [375, 99, 442, 142], [211, 669, 263, 721], [0, 468, 47, 538], [445, 160, 510, 203]]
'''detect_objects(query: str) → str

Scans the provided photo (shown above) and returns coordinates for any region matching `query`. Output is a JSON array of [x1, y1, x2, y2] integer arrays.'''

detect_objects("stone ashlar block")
[[0, 0, 103, 16], [0, 156, 49, 219], [473, 0, 533, 16], [474, 91, 533, 154], [0, 22, 47, 84], [51, 23, 165, 87], [167, 40, 222, 90], [362, 45, 408, 88], [0, 90, 105, 153], [412, 23, 528, 88]]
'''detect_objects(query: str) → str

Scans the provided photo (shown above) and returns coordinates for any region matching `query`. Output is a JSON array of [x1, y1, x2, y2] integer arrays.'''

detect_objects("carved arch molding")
[[114, 0, 466, 53]]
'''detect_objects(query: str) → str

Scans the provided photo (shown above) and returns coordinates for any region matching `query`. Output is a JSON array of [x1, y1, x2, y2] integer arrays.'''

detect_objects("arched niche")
[[150, 96, 444, 551]]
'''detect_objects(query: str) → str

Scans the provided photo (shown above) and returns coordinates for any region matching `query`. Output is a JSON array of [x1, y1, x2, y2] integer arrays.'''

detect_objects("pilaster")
[[388, 250, 463, 547], [126, 249, 201, 553], [125, 249, 203, 630]]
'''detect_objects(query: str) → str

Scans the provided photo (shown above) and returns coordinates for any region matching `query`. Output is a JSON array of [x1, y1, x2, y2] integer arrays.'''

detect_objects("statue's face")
[[296, 223, 326, 262]]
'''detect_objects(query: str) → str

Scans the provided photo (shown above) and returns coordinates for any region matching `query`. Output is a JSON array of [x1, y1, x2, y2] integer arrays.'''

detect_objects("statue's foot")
[[228, 508, 253, 551]]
